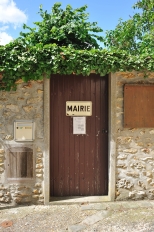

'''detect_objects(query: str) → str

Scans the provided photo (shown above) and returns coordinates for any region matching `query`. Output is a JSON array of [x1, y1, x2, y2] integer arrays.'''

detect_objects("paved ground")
[[0, 200, 154, 231]]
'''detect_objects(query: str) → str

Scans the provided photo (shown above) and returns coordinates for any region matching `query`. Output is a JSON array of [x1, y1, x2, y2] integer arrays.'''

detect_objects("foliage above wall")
[[104, 0, 154, 55], [0, 1, 154, 91]]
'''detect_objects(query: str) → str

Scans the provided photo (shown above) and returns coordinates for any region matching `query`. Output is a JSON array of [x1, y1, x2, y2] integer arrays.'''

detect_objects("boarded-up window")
[[124, 84, 154, 128], [7, 147, 33, 178]]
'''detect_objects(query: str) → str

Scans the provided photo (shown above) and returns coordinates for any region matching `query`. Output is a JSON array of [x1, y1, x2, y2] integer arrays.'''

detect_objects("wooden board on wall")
[[124, 84, 154, 128], [7, 147, 33, 178]]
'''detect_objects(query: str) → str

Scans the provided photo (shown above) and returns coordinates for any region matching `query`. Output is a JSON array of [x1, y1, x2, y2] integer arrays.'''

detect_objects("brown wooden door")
[[50, 74, 108, 196]]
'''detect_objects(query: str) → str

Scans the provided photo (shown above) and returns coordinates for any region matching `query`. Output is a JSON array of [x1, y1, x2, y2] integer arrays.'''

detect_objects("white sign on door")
[[66, 101, 92, 116], [73, 117, 86, 134]]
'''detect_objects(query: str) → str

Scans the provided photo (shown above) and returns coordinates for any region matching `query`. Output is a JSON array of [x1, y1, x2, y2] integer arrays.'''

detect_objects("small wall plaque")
[[14, 120, 35, 141]]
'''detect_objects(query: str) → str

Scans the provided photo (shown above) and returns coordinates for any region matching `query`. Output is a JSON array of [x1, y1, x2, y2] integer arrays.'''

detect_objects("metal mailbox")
[[14, 120, 35, 141]]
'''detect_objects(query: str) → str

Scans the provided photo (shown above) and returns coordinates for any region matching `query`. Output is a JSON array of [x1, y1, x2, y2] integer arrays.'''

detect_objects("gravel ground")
[[0, 201, 154, 232]]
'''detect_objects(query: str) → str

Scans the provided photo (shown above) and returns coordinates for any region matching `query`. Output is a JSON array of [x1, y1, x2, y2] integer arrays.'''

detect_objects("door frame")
[[43, 73, 117, 204]]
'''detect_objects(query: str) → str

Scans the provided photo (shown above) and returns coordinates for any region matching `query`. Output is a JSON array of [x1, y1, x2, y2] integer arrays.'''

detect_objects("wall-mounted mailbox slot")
[[14, 120, 35, 141]]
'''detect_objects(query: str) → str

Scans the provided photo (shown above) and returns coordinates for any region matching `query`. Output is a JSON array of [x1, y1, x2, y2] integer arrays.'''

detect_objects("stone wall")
[[115, 72, 154, 200], [0, 80, 44, 205], [1, 72, 154, 205]]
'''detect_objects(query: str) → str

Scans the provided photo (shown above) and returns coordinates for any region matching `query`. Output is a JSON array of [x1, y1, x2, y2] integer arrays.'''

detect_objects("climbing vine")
[[0, 1, 154, 91]]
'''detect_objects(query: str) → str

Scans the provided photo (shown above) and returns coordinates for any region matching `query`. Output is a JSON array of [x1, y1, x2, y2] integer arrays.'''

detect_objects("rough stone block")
[[36, 169, 43, 173], [36, 164, 43, 169], [15, 79, 24, 84], [32, 189, 39, 194], [14, 197, 22, 203], [0, 197, 5, 202], [130, 162, 145, 169], [129, 191, 135, 198], [5, 135, 13, 140], [116, 188, 131, 200], [136, 191, 146, 198], [0, 98, 7, 101], [141, 157, 153, 161], [0, 192, 3, 197], [32, 195, 39, 199], [149, 189, 154, 194], [37, 147, 42, 152], [37, 153, 43, 158], [22, 83, 32, 89], [35, 183, 41, 187], [146, 172, 152, 178], [126, 172, 139, 178], [0, 186, 7, 190], [3, 112, 10, 116], [0, 167, 4, 172], [141, 148, 150, 154], [149, 130, 154, 134], [38, 199, 44, 204], [34, 114, 41, 118], [150, 181, 154, 186], [37, 89, 43, 94], [36, 158, 42, 164], [117, 154, 127, 160], [0, 149, 4, 154], [117, 136, 132, 144], [124, 148, 138, 154], [39, 189, 42, 194], [6, 104, 19, 112], [117, 163, 126, 168], [142, 170, 146, 176], [148, 194, 154, 200], [23, 105, 33, 112], [137, 142, 144, 147], [36, 174, 43, 178], [27, 97, 40, 104], [116, 179, 133, 189], [140, 131, 145, 135]]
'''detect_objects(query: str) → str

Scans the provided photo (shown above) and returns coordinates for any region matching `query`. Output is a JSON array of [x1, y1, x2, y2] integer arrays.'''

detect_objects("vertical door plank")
[[94, 76, 101, 194], [79, 77, 86, 195], [69, 75, 75, 195], [52, 76, 60, 195], [58, 75, 65, 196], [73, 76, 80, 195], [88, 75, 96, 195], [100, 76, 108, 194], [63, 75, 70, 195], [84, 76, 91, 195], [50, 75, 55, 195]]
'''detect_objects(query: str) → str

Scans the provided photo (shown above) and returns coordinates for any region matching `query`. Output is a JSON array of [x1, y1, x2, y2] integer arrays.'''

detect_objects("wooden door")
[[50, 74, 108, 196]]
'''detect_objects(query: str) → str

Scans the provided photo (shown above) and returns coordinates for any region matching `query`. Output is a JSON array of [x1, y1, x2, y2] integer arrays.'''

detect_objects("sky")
[[0, 0, 137, 45]]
